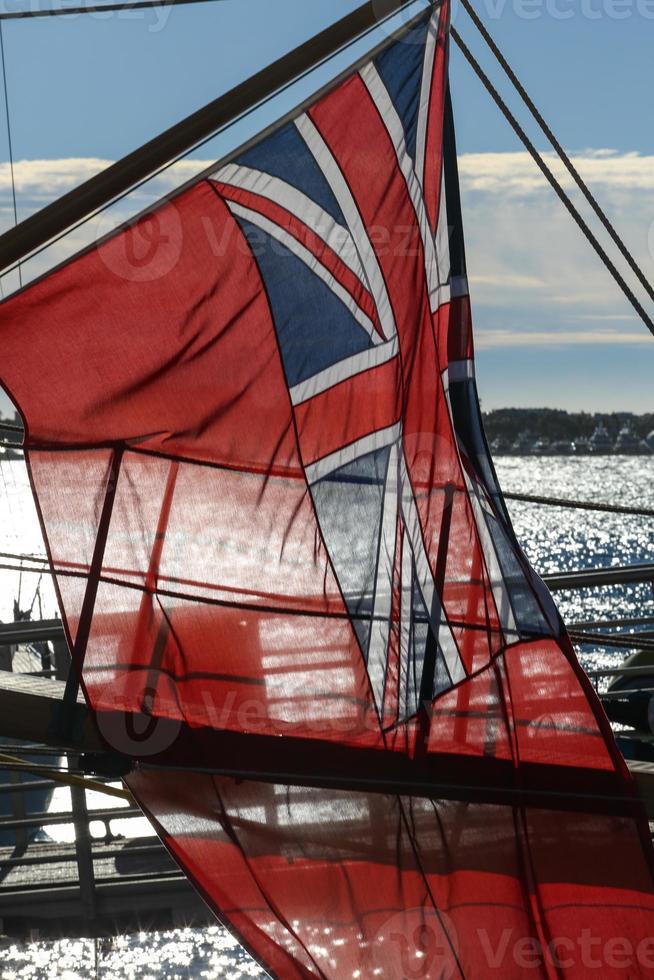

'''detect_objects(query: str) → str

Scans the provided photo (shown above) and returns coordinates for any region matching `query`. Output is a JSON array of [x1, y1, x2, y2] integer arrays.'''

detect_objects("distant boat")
[[614, 425, 651, 455], [574, 437, 591, 455], [511, 431, 537, 455], [550, 440, 576, 455], [589, 423, 613, 454], [490, 436, 512, 455], [530, 437, 549, 455]]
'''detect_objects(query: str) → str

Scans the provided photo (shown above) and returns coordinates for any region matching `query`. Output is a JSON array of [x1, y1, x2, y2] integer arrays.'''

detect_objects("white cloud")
[[9, 148, 650, 203], [458, 149, 654, 346], [0, 158, 112, 198], [474, 328, 652, 348], [0, 157, 212, 201], [0, 158, 220, 287], [1, 152, 653, 354], [570, 313, 637, 321], [469, 272, 549, 290], [458, 149, 654, 194]]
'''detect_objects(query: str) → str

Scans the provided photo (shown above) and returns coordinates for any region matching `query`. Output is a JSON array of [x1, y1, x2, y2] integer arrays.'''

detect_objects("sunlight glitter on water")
[[0, 928, 267, 979], [495, 456, 654, 676]]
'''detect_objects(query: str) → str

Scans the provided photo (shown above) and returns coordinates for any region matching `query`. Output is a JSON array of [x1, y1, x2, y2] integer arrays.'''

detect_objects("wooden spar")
[[0, 652, 654, 816], [0, 670, 103, 750], [0, 0, 425, 275], [0, 618, 64, 645]]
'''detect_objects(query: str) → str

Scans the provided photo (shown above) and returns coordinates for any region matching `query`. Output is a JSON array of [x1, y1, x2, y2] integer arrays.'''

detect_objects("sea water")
[[0, 455, 652, 978]]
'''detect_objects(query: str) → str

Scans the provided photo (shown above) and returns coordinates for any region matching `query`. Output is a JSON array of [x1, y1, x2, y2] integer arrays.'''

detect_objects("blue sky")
[[0, 0, 653, 415]]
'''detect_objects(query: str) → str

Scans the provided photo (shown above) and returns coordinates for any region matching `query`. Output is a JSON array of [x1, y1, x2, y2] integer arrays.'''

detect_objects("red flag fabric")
[[1, 3, 654, 976]]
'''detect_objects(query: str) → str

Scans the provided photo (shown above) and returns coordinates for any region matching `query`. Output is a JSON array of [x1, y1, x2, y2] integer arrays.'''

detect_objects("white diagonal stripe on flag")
[[415, 10, 440, 194], [216, 162, 367, 285], [439, 367, 518, 639], [399, 449, 466, 685], [366, 441, 400, 711], [462, 468, 519, 639], [295, 112, 397, 343], [289, 337, 399, 406], [359, 63, 445, 315], [227, 200, 381, 344], [304, 422, 401, 485]]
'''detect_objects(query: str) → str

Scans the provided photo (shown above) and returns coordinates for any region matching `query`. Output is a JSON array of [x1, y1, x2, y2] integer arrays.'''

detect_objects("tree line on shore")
[[482, 409, 654, 444], [3, 408, 654, 448]]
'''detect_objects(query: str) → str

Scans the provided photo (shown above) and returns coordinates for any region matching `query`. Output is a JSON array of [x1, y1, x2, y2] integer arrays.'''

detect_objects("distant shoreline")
[[483, 409, 653, 456], [2, 410, 653, 456]]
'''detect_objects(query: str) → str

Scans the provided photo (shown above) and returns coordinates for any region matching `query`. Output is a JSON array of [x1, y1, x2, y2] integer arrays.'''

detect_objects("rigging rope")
[[0, 20, 20, 287], [450, 27, 654, 337], [0, 550, 46, 563], [0, 0, 428, 284], [503, 490, 654, 518], [459, 0, 654, 310], [0, 0, 226, 19], [569, 630, 654, 652]]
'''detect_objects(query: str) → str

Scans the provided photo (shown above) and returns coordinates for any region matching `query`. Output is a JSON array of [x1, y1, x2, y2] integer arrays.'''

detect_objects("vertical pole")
[[52, 637, 70, 682], [59, 448, 123, 741], [9, 769, 27, 851], [132, 461, 179, 712], [70, 754, 96, 923]]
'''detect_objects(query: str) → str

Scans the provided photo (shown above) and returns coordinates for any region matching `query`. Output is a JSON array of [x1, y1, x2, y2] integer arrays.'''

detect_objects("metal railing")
[[0, 756, 209, 939]]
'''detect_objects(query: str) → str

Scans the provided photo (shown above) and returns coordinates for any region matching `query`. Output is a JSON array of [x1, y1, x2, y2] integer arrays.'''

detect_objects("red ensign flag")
[[1, 3, 653, 976]]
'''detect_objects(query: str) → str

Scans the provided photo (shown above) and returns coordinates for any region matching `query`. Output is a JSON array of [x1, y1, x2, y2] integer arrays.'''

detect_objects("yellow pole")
[[0, 751, 134, 802]]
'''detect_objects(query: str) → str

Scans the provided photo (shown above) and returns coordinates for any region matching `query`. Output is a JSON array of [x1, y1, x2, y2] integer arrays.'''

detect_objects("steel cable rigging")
[[458, 0, 654, 310], [0, 0, 227, 19], [451, 26, 654, 336], [0, 19, 20, 287]]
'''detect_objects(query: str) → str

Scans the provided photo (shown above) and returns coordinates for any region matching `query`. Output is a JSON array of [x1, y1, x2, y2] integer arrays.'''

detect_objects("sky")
[[0, 0, 653, 415]]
